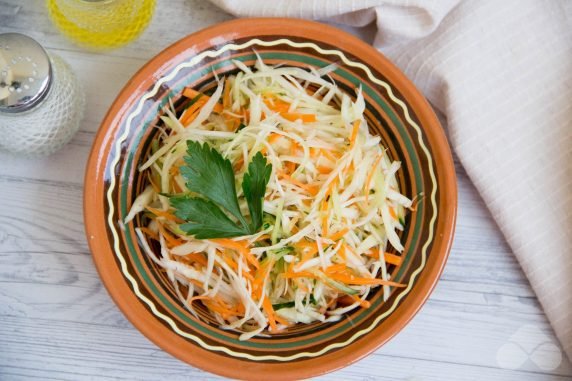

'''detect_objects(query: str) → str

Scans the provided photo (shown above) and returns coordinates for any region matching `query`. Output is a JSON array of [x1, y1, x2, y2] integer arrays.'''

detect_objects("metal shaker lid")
[[0, 33, 52, 114]]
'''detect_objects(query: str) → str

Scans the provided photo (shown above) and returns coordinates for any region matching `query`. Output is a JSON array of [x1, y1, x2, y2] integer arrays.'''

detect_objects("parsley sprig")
[[170, 141, 272, 239]]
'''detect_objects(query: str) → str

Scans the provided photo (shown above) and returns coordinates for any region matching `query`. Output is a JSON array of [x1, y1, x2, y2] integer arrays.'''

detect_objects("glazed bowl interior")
[[84, 18, 457, 380]]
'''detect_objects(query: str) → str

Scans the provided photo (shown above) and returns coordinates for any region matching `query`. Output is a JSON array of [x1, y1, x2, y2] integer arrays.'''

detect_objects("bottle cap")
[[0, 33, 52, 114]]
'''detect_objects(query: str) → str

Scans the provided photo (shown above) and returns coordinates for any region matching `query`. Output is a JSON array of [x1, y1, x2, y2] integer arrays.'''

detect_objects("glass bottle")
[[0, 33, 85, 156], [47, 0, 156, 50]]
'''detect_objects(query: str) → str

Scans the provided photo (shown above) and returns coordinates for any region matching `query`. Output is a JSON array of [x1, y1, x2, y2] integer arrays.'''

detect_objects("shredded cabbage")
[[125, 58, 413, 339]]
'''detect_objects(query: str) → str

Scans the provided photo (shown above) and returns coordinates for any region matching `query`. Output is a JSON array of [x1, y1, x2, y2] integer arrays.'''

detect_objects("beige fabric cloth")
[[210, 0, 572, 360]]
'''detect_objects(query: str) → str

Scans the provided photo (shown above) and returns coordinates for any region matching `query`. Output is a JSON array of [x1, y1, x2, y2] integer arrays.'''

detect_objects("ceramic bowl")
[[84, 18, 457, 380]]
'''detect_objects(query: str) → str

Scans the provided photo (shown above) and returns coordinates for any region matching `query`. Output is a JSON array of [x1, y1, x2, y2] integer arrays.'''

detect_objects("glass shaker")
[[47, 0, 156, 50], [0, 33, 85, 156]]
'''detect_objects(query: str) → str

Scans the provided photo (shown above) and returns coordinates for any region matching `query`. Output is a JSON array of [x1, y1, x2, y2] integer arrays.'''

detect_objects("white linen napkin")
[[210, 0, 572, 360]]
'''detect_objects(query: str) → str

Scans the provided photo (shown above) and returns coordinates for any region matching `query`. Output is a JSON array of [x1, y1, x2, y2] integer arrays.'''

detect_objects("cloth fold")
[[209, 0, 572, 360]]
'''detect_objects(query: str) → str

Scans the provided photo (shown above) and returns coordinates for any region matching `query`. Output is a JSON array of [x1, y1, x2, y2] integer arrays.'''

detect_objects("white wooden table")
[[1, 1, 571, 380]]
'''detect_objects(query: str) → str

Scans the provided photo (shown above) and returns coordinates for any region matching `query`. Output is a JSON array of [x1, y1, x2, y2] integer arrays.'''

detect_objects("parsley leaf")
[[170, 196, 248, 239], [242, 152, 272, 232], [171, 141, 272, 239], [180, 141, 248, 230]]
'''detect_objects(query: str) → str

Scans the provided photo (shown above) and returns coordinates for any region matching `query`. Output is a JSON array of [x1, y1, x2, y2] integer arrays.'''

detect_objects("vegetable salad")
[[125, 58, 413, 340]]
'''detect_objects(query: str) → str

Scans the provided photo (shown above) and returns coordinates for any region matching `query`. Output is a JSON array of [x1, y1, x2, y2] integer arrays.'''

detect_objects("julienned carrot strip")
[[222, 78, 231, 109], [317, 165, 333, 174], [364, 153, 383, 203], [389, 206, 398, 220], [182, 87, 223, 113], [156, 222, 184, 248], [147, 172, 160, 193], [203, 298, 239, 319], [282, 270, 317, 279], [384, 252, 403, 266], [185, 252, 209, 268], [210, 238, 260, 269], [281, 113, 317, 123], [274, 315, 291, 327], [233, 157, 244, 171], [139, 227, 159, 241], [255, 234, 270, 242], [329, 273, 405, 288], [252, 259, 273, 294], [338, 244, 347, 261], [262, 296, 278, 332], [188, 295, 210, 303], [320, 148, 339, 162], [328, 227, 349, 241], [351, 295, 371, 308], [146, 206, 181, 222], [324, 263, 347, 274], [182, 88, 201, 99], [263, 99, 316, 122], [292, 240, 316, 249], [321, 198, 329, 237], [286, 141, 299, 173], [180, 98, 206, 125], [349, 120, 361, 148], [266, 99, 291, 113], [278, 171, 320, 195], [297, 281, 309, 293], [268, 133, 282, 145]]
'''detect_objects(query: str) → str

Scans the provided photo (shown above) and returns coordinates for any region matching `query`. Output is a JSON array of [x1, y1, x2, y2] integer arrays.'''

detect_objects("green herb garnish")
[[171, 141, 272, 239]]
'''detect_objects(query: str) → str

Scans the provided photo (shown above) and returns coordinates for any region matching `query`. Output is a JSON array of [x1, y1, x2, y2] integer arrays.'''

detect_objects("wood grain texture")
[[0, 1, 571, 380]]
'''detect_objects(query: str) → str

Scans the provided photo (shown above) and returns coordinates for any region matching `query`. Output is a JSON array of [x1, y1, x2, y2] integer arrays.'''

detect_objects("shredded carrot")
[[384, 251, 402, 266], [233, 157, 244, 171], [182, 87, 223, 113], [252, 259, 273, 292], [328, 227, 349, 241], [182, 88, 201, 99], [321, 198, 329, 237], [286, 140, 299, 173], [268, 132, 282, 145], [329, 273, 405, 287], [203, 298, 240, 319], [316, 165, 333, 174], [389, 206, 398, 220], [145, 206, 181, 222], [282, 113, 317, 123], [222, 78, 232, 109], [364, 153, 383, 203], [188, 295, 210, 303], [263, 99, 316, 122], [320, 148, 339, 162], [210, 238, 259, 269], [262, 296, 278, 332], [282, 270, 317, 279], [180, 98, 206, 125], [157, 222, 185, 248], [351, 295, 371, 308], [275, 315, 291, 327], [139, 227, 159, 241], [277, 171, 320, 195], [183, 252, 209, 268], [338, 244, 347, 261], [324, 263, 347, 274], [264, 98, 291, 113], [147, 172, 160, 193]]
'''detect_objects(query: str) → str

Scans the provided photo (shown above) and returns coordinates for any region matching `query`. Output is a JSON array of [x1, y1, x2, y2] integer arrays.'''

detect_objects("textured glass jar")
[[0, 33, 85, 156], [47, 0, 156, 50]]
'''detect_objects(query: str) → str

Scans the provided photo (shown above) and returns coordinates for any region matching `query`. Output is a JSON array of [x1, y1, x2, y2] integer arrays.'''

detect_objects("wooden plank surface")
[[0, 1, 570, 380]]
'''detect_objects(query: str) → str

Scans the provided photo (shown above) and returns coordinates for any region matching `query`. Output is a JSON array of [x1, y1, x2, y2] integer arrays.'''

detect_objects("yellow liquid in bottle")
[[47, 0, 156, 50]]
